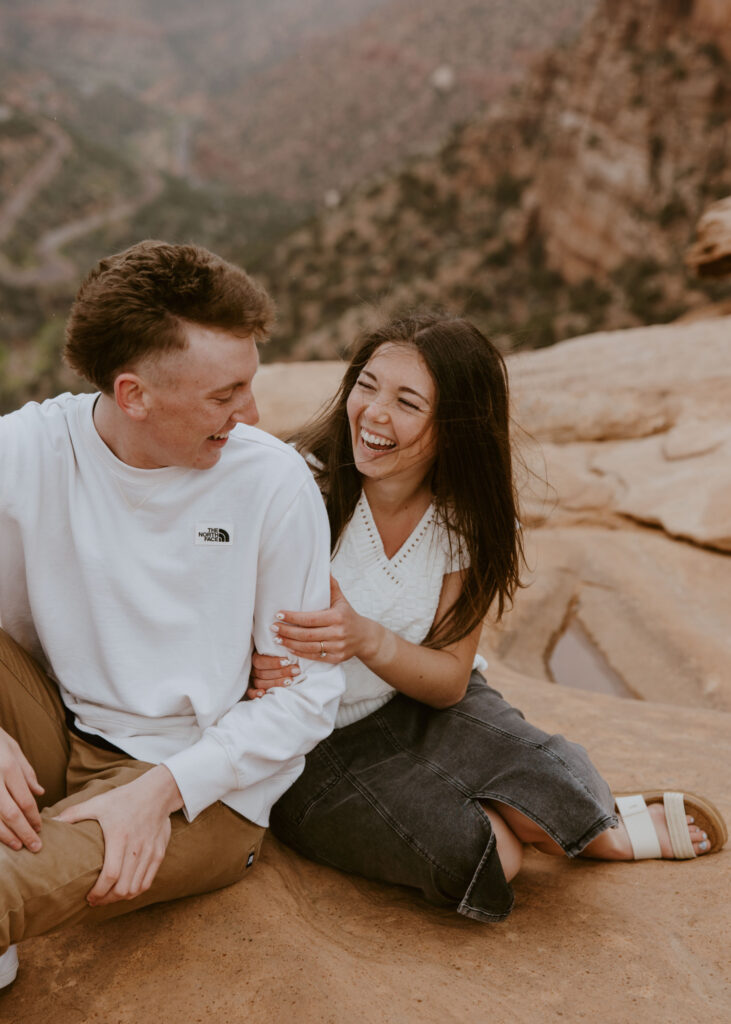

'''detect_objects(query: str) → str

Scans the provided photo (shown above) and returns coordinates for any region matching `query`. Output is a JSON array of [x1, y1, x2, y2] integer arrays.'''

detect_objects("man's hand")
[[0, 728, 44, 852], [54, 764, 183, 906]]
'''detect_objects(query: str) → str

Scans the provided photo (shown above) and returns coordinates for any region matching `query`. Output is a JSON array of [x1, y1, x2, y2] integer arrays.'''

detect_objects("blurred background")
[[0, 0, 729, 410]]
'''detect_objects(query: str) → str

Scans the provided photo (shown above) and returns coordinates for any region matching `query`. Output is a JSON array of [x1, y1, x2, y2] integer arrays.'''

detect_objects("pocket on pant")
[[162, 802, 265, 894]]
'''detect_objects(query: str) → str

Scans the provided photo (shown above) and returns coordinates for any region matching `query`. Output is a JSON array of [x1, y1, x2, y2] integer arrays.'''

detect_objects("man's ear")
[[113, 373, 149, 420]]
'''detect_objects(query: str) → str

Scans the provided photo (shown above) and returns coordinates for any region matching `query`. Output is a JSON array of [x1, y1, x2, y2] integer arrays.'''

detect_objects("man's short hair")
[[64, 240, 275, 393]]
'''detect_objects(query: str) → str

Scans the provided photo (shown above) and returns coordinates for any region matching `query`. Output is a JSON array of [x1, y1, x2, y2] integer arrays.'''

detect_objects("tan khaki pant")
[[0, 629, 265, 951]]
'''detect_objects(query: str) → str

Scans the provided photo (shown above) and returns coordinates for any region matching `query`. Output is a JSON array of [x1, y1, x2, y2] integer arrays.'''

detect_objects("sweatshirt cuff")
[[162, 733, 239, 822]]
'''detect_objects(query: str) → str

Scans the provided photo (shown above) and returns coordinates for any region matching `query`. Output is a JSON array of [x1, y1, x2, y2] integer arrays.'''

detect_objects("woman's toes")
[[686, 817, 712, 853], [692, 829, 709, 853]]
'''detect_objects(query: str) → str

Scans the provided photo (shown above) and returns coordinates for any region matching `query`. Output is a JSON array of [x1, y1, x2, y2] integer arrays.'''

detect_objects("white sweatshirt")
[[0, 393, 344, 825]]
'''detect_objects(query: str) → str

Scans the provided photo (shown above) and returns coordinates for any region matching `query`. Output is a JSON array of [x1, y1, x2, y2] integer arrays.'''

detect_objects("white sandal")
[[615, 791, 727, 859]]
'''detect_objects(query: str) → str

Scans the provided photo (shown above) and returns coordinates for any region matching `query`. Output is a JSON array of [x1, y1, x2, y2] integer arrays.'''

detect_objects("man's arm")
[[161, 469, 344, 822], [51, 467, 343, 904]]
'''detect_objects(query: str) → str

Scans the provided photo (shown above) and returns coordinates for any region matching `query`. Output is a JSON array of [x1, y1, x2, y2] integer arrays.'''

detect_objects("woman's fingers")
[[273, 636, 348, 665], [270, 581, 363, 665], [246, 680, 292, 699], [252, 651, 295, 671], [273, 636, 345, 661], [252, 664, 299, 681], [271, 620, 343, 644], [273, 608, 334, 629], [246, 678, 292, 699]]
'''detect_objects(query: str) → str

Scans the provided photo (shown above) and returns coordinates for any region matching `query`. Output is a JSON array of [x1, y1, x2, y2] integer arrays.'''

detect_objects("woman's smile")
[[360, 427, 397, 452]]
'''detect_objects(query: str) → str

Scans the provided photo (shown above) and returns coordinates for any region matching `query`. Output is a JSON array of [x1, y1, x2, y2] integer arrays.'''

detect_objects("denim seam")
[[445, 706, 609, 805], [374, 708, 597, 812], [291, 772, 342, 827], [371, 712, 475, 799], [318, 736, 472, 885]]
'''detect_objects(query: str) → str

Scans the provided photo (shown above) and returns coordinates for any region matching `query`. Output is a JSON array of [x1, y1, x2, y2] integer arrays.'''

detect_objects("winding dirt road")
[[0, 116, 162, 288]]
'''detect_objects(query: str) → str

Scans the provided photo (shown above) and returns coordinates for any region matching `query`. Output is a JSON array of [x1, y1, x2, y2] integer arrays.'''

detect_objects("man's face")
[[133, 323, 260, 470]]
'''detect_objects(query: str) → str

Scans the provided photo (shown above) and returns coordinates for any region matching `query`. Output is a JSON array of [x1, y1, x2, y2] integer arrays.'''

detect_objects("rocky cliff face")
[[256, 0, 731, 360], [527, 0, 731, 283], [193, 0, 594, 204]]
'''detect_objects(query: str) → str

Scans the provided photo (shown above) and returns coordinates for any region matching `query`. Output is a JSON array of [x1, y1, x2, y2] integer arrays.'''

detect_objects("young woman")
[[248, 314, 726, 922]]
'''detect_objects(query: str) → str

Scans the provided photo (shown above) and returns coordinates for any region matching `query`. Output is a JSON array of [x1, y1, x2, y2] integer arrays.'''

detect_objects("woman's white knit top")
[[332, 491, 465, 727]]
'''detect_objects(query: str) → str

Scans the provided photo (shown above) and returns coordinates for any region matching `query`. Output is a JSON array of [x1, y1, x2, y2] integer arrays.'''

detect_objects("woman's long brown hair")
[[290, 314, 524, 648]]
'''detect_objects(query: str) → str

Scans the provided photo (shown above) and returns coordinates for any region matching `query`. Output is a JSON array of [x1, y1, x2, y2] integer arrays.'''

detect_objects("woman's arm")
[[253, 570, 482, 709]]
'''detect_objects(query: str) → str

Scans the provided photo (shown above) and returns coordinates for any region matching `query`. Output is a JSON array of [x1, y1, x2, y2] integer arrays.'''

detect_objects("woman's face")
[[346, 342, 437, 485]]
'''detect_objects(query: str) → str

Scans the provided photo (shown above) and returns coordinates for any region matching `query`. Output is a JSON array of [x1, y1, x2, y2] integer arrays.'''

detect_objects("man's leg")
[[0, 735, 265, 946], [0, 630, 264, 948], [0, 628, 70, 808]]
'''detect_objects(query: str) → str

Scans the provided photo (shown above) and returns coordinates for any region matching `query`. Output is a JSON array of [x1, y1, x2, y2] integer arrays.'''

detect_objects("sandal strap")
[[663, 792, 696, 859], [615, 794, 662, 859]]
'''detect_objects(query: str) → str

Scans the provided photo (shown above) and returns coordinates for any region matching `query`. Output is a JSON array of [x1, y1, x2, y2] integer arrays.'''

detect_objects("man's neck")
[[93, 393, 149, 468]]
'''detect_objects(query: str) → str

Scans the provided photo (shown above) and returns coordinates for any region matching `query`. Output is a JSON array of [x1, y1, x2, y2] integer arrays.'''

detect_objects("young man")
[[0, 241, 344, 988]]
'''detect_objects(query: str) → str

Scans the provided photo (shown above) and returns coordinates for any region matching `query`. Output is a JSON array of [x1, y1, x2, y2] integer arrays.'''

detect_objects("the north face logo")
[[199, 527, 229, 542], [196, 523, 233, 545]]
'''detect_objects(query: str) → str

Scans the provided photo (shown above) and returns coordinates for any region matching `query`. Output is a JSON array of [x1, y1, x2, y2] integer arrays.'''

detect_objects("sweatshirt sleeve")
[[162, 469, 345, 821]]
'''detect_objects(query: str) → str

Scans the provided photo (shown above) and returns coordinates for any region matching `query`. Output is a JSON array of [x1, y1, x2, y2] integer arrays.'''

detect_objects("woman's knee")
[[482, 804, 523, 882], [490, 801, 565, 856]]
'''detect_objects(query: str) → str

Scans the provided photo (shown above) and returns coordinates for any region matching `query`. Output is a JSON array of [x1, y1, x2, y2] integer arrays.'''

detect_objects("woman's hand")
[[246, 652, 300, 699], [270, 575, 375, 666]]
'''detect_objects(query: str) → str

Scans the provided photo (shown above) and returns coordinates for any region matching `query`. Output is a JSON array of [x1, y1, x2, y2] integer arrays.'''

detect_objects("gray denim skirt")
[[270, 672, 617, 921]]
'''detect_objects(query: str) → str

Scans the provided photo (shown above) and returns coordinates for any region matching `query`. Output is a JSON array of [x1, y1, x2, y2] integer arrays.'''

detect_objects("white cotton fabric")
[[0, 393, 344, 825], [332, 491, 479, 727]]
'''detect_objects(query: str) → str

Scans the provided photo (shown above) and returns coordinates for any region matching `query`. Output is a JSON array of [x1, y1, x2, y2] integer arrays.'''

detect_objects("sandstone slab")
[[481, 526, 731, 711], [254, 360, 345, 440], [3, 674, 728, 1024], [589, 423, 731, 551]]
